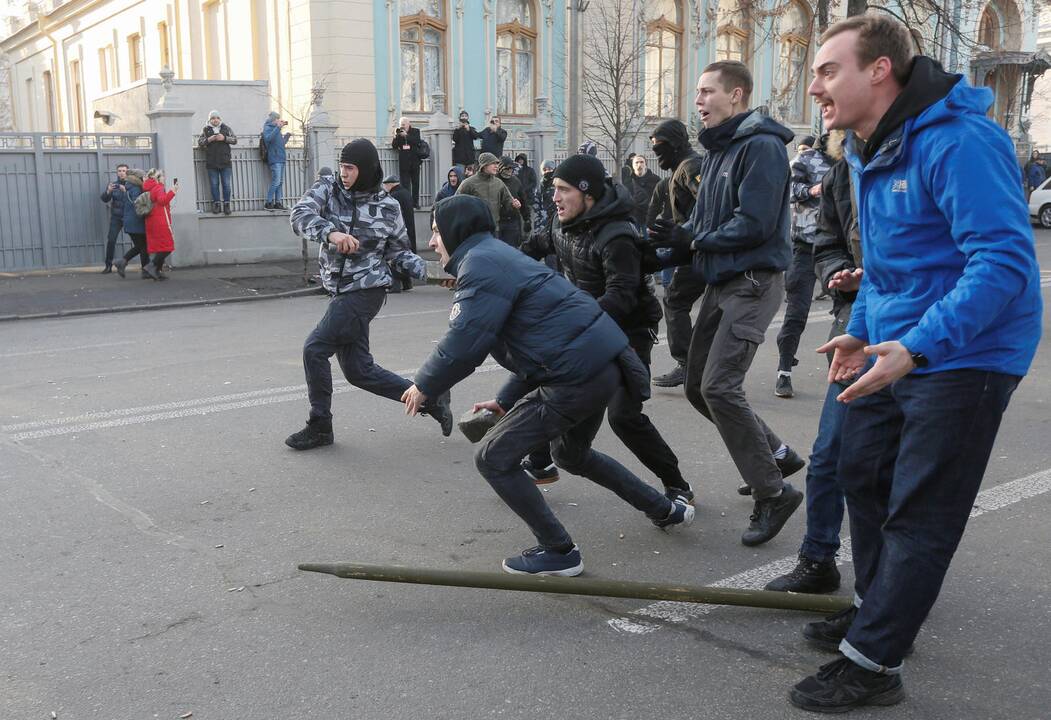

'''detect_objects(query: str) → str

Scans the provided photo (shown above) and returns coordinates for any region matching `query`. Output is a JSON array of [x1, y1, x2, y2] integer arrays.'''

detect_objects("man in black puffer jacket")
[[649, 119, 707, 388], [521, 155, 693, 504], [403, 195, 694, 577]]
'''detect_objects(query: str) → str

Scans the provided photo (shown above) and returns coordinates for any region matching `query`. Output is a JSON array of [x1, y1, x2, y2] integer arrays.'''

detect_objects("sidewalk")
[[0, 253, 449, 322]]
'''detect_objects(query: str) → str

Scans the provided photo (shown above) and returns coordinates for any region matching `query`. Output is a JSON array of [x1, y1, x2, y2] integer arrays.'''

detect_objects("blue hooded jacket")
[[434, 165, 465, 203], [413, 195, 628, 408], [262, 120, 288, 164], [844, 63, 1042, 376], [120, 171, 146, 234]]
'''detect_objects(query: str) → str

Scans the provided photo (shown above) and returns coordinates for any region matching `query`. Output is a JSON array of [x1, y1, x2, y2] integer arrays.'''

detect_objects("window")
[[69, 60, 84, 131], [42, 70, 56, 130], [978, 4, 1002, 49], [400, 1, 446, 113], [716, 0, 751, 68], [204, 1, 221, 79], [645, 0, 682, 118], [24, 77, 35, 129], [128, 33, 144, 81], [496, 0, 536, 116], [777, 0, 812, 124], [158, 21, 171, 69], [98, 47, 109, 91]]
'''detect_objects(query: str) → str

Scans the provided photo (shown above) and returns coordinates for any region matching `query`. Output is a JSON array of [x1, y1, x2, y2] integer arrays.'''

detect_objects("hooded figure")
[[497, 155, 531, 247], [514, 153, 538, 197], [649, 119, 704, 224], [456, 152, 516, 238], [435, 164, 466, 203], [453, 112, 479, 166], [407, 194, 689, 578]]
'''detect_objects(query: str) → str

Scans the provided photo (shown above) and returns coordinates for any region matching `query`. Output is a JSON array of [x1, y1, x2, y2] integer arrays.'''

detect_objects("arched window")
[[716, 0, 751, 68], [645, 0, 682, 118], [400, 0, 447, 113], [496, 0, 536, 116], [979, 3, 1003, 49], [777, 0, 812, 124]]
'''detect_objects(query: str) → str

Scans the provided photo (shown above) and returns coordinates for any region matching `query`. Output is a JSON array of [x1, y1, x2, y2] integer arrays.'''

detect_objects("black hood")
[[561, 178, 634, 232], [339, 139, 384, 192], [863, 56, 960, 163], [434, 195, 495, 262], [699, 110, 795, 153], [650, 119, 693, 169]]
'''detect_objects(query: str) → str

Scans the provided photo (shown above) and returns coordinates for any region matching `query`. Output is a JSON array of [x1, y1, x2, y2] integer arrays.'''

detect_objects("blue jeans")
[[267, 162, 285, 204], [798, 380, 849, 563], [208, 167, 232, 202], [476, 361, 672, 550], [837, 369, 1020, 673]]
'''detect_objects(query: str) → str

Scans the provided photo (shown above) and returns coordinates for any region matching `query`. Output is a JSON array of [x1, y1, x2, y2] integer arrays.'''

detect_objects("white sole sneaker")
[[500, 560, 584, 577]]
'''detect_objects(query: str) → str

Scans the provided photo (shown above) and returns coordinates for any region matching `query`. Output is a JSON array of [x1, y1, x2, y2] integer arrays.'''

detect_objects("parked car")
[[1028, 176, 1051, 227]]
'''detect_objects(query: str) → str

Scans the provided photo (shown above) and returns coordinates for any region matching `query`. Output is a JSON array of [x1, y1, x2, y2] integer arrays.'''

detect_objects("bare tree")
[[578, 0, 654, 172]]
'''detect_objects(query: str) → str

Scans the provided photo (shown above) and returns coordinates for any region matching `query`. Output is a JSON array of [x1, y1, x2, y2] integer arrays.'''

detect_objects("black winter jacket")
[[646, 177, 672, 228], [525, 180, 662, 347], [392, 127, 422, 169], [479, 126, 507, 156], [100, 178, 127, 218], [452, 124, 479, 165], [684, 111, 793, 285], [198, 123, 237, 169], [625, 170, 660, 229], [389, 184, 417, 251], [812, 159, 861, 308], [413, 196, 629, 409]]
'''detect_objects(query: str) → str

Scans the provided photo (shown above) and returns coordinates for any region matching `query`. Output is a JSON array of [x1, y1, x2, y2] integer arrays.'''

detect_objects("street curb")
[[0, 285, 325, 323]]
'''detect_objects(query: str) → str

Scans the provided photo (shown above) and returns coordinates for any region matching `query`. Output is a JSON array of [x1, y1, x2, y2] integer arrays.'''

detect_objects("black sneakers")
[[421, 390, 454, 437], [663, 483, 695, 505], [741, 483, 803, 546], [765, 555, 841, 594], [522, 458, 560, 484], [114, 258, 127, 278], [775, 373, 794, 398], [803, 605, 857, 652], [652, 364, 685, 388], [285, 420, 334, 450], [738, 447, 806, 496], [790, 656, 905, 713]]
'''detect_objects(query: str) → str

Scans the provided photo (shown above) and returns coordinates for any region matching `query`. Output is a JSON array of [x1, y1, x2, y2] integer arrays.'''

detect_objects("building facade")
[[1, 0, 1044, 155]]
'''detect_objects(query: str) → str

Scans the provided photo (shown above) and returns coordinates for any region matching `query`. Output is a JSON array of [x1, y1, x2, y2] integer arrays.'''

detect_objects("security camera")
[[93, 109, 120, 126]]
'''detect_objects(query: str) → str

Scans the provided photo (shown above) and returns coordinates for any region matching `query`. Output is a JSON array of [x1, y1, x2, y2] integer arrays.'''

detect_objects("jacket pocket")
[[730, 322, 766, 346]]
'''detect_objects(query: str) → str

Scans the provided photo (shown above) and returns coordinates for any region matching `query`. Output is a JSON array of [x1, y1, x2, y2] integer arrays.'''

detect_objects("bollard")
[[298, 562, 852, 614]]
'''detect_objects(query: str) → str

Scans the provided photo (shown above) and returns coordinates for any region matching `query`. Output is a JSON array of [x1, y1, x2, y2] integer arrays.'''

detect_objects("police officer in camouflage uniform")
[[285, 139, 453, 450]]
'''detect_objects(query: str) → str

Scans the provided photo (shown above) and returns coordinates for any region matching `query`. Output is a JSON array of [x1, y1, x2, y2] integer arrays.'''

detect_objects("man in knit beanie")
[[456, 151, 518, 240]]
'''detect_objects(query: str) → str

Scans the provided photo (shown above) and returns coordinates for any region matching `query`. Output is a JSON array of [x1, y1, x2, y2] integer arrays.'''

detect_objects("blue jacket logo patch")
[[892, 179, 908, 193]]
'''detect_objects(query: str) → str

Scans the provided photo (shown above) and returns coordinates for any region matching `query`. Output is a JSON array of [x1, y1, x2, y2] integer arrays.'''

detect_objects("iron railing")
[[192, 134, 307, 212]]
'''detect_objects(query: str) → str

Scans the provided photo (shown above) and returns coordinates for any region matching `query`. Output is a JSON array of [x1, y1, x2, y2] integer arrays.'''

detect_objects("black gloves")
[[647, 219, 692, 251]]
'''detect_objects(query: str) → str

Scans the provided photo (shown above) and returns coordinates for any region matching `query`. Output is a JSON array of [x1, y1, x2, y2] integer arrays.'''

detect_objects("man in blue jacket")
[[649, 61, 804, 546], [402, 195, 693, 577], [99, 163, 128, 272], [262, 111, 290, 211], [788, 15, 1043, 713]]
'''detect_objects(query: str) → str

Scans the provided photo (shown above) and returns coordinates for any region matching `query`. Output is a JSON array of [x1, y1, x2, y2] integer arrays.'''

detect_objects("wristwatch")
[[910, 352, 929, 368]]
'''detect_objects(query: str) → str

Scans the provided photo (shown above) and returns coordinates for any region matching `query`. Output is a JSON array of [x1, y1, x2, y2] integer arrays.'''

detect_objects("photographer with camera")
[[391, 117, 423, 209], [479, 116, 507, 157], [262, 111, 291, 210], [99, 163, 128, 273], [452, 111, 478, 167]]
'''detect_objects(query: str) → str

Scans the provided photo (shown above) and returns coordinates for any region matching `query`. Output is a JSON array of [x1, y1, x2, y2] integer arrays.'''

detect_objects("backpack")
[[134, 190, 153, 217], [416, 139, 431, 161], [258, 135, 269, 162]]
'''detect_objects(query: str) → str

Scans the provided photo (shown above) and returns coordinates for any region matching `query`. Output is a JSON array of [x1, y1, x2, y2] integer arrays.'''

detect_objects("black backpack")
[[258, 135, 268, 162], [416, 139, 431, 161]]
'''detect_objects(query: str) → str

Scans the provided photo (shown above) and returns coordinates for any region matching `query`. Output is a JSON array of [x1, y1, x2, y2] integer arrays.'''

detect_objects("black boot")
[[212, 201, 222, 214], [114, 258, 127, 278], [285, 418, 334, 450], [652, 364, 685, 388], [223, 202, 232, 215], [765, 555, 841, 594], [741, 483, 803, 546], [101, 264, 113, 274], [790, 656, 905, 712]]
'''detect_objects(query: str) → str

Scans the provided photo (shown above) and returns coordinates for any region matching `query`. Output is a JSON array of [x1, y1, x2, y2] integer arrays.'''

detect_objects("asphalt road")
[[2, 232, 1050, 720]]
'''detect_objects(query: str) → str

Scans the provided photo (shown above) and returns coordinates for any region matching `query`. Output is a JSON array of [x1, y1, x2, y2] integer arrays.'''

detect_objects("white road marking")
[[4, 362, 506, 441], [607, 467, 1051, 635], [0, 340, 137, 359]]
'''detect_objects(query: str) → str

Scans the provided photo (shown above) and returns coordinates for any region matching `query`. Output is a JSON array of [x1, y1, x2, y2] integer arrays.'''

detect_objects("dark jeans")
[[208, 167, 232, 203], [303, 289, 411, 422], [122, 232, 149, 268], [399, 159, 421, 207], [799, 380, 849, 563], [776, 240, 817, 372], [838, 369, 1020, 673], [684, 270, 785, 498], [476, 362, 672, 550], [104, 215, 123, 266], [662, 265, 707, 366], [528, 339, 685, 489]]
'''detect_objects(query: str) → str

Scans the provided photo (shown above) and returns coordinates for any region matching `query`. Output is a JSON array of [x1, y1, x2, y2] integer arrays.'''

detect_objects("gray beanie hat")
[[208, 110, 221, 120], [477, 152, 500, 168], [267, 111, 280, 122]]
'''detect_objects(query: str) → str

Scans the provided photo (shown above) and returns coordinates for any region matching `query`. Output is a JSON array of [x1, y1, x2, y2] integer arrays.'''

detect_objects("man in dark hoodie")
[[402, 195, 694, 577], [285, 139, 452, 450], [497, 155, 532, 248], [625, 154, 659, 230], [789, 15, 1041, 712], [648, 119, 706, 388], [434, 164, 465, 203], [519, 155, 693, 503], [452, 111, 479, 167], [382, 174, 417, 292], [649, 60, 804, 547]]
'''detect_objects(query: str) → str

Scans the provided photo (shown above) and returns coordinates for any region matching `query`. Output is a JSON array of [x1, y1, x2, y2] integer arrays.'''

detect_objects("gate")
[[0, 133, 156, 271]]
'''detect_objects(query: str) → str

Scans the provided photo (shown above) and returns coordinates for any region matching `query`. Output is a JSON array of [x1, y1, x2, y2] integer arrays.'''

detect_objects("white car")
[[1028, 176, 1051, 227]]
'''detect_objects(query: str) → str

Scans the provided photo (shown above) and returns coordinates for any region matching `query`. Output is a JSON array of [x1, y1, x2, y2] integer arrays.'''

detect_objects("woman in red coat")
[[143, 168, 178, 280]]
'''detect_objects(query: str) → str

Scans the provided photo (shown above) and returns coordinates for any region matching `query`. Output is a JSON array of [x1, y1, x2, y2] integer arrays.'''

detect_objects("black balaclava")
[[339, 139, 383, 192], [553, 154, 606, 200], [650, 119, 692, 170], [434, 195, 495, 259]]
